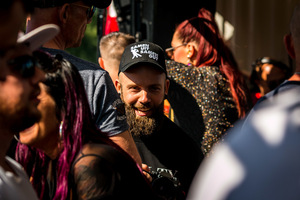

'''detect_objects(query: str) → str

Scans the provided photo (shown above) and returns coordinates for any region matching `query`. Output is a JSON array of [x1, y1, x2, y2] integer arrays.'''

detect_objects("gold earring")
[[187, 54, 192, 66], [58, 121, 64, 150], [59, 121, 63, 141]]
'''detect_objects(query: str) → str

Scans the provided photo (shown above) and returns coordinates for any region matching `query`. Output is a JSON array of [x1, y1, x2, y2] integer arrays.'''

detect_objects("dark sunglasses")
[[7, 55, 39, 78], [72, 3, 96, 20]]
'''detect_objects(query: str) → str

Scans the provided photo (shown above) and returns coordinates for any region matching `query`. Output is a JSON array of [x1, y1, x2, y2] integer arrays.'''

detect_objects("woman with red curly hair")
[[166, 8, 251, 156]]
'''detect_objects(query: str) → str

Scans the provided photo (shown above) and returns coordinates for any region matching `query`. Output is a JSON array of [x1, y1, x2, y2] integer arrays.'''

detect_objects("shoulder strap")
[[72, 150, 105, 170]]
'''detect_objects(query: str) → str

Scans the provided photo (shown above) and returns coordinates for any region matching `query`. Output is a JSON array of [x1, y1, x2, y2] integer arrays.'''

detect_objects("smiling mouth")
[[135, 109, 152, 117]]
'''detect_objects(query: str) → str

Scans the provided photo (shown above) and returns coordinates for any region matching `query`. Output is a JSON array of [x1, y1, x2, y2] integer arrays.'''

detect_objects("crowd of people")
[[1, 0, 299, 199]]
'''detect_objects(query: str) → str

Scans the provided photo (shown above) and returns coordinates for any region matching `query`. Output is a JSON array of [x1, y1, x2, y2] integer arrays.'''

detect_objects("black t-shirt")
[[69, 143, 161, 200], [134, 116, 203, 195]]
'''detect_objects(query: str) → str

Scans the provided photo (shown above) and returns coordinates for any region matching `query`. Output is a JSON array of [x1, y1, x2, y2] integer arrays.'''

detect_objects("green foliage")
[[66, 12, 99, 64]]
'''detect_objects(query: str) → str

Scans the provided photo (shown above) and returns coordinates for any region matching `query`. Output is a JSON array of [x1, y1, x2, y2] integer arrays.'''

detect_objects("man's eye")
[[129, 86, 139, 91], [150, 87, 161, 92]]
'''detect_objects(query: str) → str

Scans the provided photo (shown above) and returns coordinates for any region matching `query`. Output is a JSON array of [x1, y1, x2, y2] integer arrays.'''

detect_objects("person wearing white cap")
[[0, 23, 59, 199], [26, 0, 142, 166]]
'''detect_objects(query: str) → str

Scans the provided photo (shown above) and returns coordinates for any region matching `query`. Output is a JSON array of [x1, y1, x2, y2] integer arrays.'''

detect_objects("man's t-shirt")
[[134, 116, 203, 194], [0, 157, 39, 200], [43, 48, 128, 136]]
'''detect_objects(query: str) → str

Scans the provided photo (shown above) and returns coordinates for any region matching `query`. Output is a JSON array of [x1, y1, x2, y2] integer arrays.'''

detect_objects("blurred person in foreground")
[[0, 2, 57, 196], [26, 0, 142, 166], [0, 36, 44, 200], [16, 51, 160, 200], [165, 8, 251, 156], [187, 3, 300, 200], [187, 87, 300, 200]]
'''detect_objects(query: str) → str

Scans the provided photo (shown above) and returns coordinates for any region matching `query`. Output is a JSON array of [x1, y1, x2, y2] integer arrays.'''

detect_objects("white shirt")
[[187, 88, 300, 200], [0, 156, 38, 200]]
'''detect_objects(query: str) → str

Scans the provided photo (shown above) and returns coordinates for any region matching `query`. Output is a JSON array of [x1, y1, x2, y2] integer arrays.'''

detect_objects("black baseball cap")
[[32, 0, 112, 8], [119, 41, 167, 75]]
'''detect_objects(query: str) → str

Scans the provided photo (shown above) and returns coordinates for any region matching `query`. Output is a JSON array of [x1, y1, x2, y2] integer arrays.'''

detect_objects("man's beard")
[[0, 102, 41, 134], [11, 107, 41, 133], [125, 102, 164, 137]]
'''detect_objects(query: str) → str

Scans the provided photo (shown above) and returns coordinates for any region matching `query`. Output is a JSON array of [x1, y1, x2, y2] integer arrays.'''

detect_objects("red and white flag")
[[105, 1, 119, 35]]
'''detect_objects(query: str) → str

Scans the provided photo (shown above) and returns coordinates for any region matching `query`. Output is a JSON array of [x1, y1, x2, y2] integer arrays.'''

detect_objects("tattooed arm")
[[72, 143, 122, 200], [72, 143, 160, 200]]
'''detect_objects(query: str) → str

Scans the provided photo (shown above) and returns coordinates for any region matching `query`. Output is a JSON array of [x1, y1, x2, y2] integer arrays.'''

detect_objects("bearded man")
[[116, 41, 203, 199]]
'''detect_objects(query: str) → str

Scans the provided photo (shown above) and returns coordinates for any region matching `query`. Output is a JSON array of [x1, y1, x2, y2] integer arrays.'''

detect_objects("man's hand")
[[142, 163, 152, 182]]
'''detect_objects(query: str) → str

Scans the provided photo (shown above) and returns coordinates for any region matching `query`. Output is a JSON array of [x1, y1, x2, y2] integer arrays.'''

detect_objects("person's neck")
[[37, 135, 62, 160], [44, 144, 62, 160], [43, 38, 65, 50], [289, 71, 300, 81], [0, 128, 16, 173]]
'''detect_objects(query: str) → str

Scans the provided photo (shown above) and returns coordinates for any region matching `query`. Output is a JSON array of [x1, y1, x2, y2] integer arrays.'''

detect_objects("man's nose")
[[139, 90, 151, 104]]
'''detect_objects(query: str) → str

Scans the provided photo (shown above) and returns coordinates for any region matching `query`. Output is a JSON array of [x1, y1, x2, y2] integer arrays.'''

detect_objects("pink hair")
[[16, 55, 124, 199]]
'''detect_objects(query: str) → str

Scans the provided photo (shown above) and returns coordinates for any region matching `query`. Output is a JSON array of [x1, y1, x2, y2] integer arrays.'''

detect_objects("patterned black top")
[[166, 60, 239, 155]]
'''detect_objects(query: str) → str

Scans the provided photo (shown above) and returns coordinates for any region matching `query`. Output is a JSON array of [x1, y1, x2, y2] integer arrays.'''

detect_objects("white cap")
[[17, 24, 60, 51]]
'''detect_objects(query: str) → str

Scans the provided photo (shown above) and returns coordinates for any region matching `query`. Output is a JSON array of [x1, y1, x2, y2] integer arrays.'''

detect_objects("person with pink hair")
[[166, 8, 251, 155]]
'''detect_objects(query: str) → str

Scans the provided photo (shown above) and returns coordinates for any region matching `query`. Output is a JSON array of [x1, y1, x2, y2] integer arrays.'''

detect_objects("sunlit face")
[[260, 64, 286, 82], [0, 45, 45, 133], [257, 63, 287, 95], [118, 65, 169, 118], [65, 1, 93, 48], [170, 31, 189, 65], [19, 83, 60, 152]]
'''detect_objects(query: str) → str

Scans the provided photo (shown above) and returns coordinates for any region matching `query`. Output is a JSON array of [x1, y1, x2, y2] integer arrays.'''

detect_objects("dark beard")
[[11, 108, 41, 133], [125, 102, 164, 137]]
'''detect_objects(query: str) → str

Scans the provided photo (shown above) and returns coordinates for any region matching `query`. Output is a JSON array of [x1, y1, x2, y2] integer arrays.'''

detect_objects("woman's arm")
[[72, 144, 120, 200]]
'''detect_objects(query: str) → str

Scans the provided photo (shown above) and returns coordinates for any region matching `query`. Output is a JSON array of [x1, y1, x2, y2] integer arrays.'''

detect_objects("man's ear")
[[116, 79, 121, 93], [59, 4, 70, 24], [165, 78, 170, 95], [284, 33, 296, 59], [98, 57, 105, 69], [26, 16, 31, 25]]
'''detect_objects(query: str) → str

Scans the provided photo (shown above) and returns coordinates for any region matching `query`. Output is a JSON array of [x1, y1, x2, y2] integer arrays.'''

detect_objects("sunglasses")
[[72, 3, 96, 20], [7, 55, 39, 78], [165, 43, 187, 58]]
